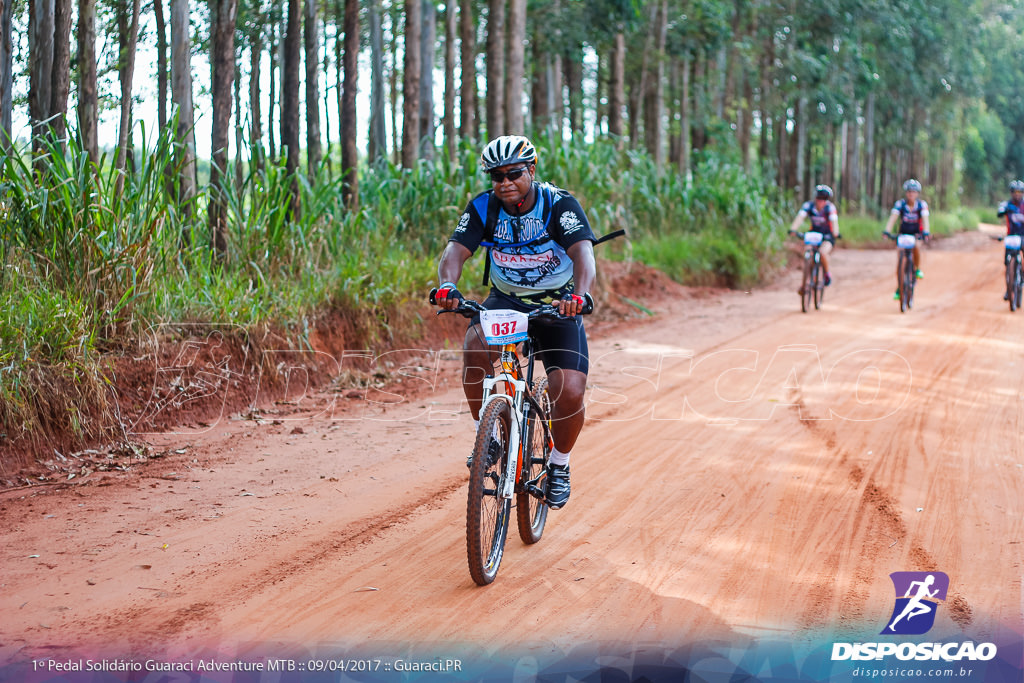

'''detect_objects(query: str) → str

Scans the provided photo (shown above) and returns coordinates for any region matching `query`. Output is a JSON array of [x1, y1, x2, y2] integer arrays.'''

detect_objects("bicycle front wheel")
[[900, 252, 912, 313], [467, 400, 513, 586], [517, 378, 551, 545], [812, 257, 823, 310]]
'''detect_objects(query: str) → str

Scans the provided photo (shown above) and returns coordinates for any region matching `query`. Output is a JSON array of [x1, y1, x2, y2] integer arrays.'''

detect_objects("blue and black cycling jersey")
[[449, 182, 596, 300], [997, 198, 1024, 237], [799, 200, 837, 239], [893, 198, 929, 235]]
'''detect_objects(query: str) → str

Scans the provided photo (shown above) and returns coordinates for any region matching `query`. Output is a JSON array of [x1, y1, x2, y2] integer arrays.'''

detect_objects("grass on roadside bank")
[[838, 206, 986, 246], [0, 126, 983, 461]]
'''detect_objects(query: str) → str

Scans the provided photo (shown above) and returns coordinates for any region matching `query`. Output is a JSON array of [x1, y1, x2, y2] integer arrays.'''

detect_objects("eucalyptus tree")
[[341, 0, 358, 206], [170, 0, 198, 229], [505, 0, 526, 133], [281, 0, 301, 217], [209, 0, 238, 254], [0, 0, 11, 148], [485, 0, 505, 137], [458, 0, 477, 142], [368, 0, 386, 161], [77, 0, 98, 159], [303, 0, 320, 178], [401, 0, 420, 167]]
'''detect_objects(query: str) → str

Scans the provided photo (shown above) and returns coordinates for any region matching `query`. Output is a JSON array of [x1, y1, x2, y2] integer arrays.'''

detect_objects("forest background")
[[0, 0, 1017, 458]]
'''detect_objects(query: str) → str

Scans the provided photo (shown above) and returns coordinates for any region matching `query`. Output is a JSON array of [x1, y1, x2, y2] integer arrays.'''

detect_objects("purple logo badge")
[[881, 571, 949, 635]]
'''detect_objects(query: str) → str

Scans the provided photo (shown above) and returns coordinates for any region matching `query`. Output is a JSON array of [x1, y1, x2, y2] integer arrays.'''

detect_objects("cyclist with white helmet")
[[789, 184, 840, 292], [432, 135, 598, 510], [883, 179, 930, 299], [996, 180, 1024, 300]]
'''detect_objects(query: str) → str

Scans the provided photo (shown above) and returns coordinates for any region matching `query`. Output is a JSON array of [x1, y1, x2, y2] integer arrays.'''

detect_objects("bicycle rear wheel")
[[899, 252, 912, 313], [1011, 255, 1019, 313], [1013, 257, 1023, 311], [467, 400, 512, 586], [517, 378, 551, 545]]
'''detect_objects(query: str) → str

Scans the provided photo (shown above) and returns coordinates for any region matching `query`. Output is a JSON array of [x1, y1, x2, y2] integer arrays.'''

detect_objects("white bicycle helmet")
[[814, 184, 833, 199], [480, 135, 537, 171], [903, 178, 922, 192], [1009, 180, 1024, 192]]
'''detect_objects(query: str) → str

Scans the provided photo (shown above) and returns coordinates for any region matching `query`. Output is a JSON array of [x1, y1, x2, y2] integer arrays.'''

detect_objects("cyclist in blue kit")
[[996, 180, 1024, 300], [789, 184, 840, 292], [883, 179, 930, 299], [431, 135, 597, 510]]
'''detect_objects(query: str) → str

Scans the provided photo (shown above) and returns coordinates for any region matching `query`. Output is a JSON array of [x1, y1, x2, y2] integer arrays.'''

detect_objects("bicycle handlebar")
[[428, 289, 594, 318]]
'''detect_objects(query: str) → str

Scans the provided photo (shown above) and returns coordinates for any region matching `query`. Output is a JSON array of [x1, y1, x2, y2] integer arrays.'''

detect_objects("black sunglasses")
[[488, 166, 529, 183]]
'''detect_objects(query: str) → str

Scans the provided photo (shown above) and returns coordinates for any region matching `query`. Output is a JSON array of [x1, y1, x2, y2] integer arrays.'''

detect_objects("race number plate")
[[480, 309, 529, 345], [804, 231, 824, 246], [896, 234, 916, 249], [1004, 235, 1022, 250]]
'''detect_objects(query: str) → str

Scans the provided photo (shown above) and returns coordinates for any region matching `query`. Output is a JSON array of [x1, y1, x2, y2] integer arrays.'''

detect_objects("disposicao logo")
[[881, 571, 948, 635], [830, 571, 998, 662]]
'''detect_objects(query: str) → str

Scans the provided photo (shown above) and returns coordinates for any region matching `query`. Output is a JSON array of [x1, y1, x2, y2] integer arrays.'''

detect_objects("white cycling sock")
[[474, 418, 480, 431], [549, 447, 570, 468]]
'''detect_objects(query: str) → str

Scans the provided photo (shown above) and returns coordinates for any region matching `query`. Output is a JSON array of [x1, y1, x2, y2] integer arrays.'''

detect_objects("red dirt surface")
[[1, 231, 1021, 679]]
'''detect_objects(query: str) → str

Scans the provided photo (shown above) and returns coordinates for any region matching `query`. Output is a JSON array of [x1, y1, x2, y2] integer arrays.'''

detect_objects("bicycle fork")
[[479, 372, 525, 501]]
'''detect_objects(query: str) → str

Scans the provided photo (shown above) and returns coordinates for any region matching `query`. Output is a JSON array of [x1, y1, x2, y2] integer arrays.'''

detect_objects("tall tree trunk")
[[607, 31, 624, 139], [795, 95, 807, 197], [0, 0, 12, 149], [282, 0, 302, 218], [485, 0, 505, 138], [341, 0, 358, 207], [249, 28, 264, 172], [389, 2, 399, 164], [327, 12, 336, 176], [268, 15, 278, 159], [170, 0, 197, 234], [29, 0, 55, 150], [691, 48, 706, 151], [418, 0, 434, 159], [865, 92, 875, 212], [401, 0, 421, 168], [76, 0, 97, 160], [113, 0, 140, 195], [643, 0, 667, 163], [234, 56, 243, 192], [504, 0, 525, 132], [154, 0, 167, 132], [209, 0, 236, 255], [679, 54, 690, 175], [530, 33, 548, 132], [565, 44, 583, 135], [442, 1, 456, 160], [458, 0, 477, 143], [368, 0, 386, 162], [50, 0, 70, 141], [304, 0, 321, 179]]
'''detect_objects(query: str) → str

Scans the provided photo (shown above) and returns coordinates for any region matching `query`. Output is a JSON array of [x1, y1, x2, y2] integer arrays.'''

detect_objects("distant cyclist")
[[432, 135, 597, 510], [882, 179, 930, 300], [996, 180, 1024, 300], [789, 184, 840, 292]]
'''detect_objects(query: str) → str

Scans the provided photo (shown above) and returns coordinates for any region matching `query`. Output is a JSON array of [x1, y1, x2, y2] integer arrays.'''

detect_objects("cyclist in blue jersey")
[[789, 184, 840, 293], [432, 135, 597, 510], [996, 180, 1024, 300], [882, 179, 930, 299]]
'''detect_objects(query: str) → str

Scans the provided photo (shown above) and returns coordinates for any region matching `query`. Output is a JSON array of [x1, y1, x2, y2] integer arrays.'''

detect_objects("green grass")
[[838, 205, 985, 247], [3, 125, 985, 448]]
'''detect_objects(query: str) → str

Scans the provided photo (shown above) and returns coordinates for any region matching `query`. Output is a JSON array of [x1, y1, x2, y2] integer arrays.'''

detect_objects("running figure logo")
[[881, 571, 949, 635]]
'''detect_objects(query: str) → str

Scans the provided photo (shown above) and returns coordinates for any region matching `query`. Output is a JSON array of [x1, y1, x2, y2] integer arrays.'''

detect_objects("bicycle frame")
[[479, 342, 530, 500]]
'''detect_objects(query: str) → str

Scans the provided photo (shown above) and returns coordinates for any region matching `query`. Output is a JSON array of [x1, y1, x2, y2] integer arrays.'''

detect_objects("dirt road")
[[1, 229, 1022, 681]]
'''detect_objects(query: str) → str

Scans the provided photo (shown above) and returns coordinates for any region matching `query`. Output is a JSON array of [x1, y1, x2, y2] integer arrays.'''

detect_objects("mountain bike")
[[884, 232, 919, 313], [429, 290, 592, 585], [790, 230, 826, 312], [992, 234, 1023, 311]]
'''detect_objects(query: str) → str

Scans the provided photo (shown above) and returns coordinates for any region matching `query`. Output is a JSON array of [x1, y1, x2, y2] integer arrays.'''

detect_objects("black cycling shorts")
[[470, 288, 589, 375]]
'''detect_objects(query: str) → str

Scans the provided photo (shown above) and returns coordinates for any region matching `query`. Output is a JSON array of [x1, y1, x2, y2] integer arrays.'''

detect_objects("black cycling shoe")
[[545, 464, 571, 509]]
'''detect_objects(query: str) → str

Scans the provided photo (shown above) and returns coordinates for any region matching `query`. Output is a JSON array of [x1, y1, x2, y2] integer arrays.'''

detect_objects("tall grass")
[[0, 127, 803, 446]]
